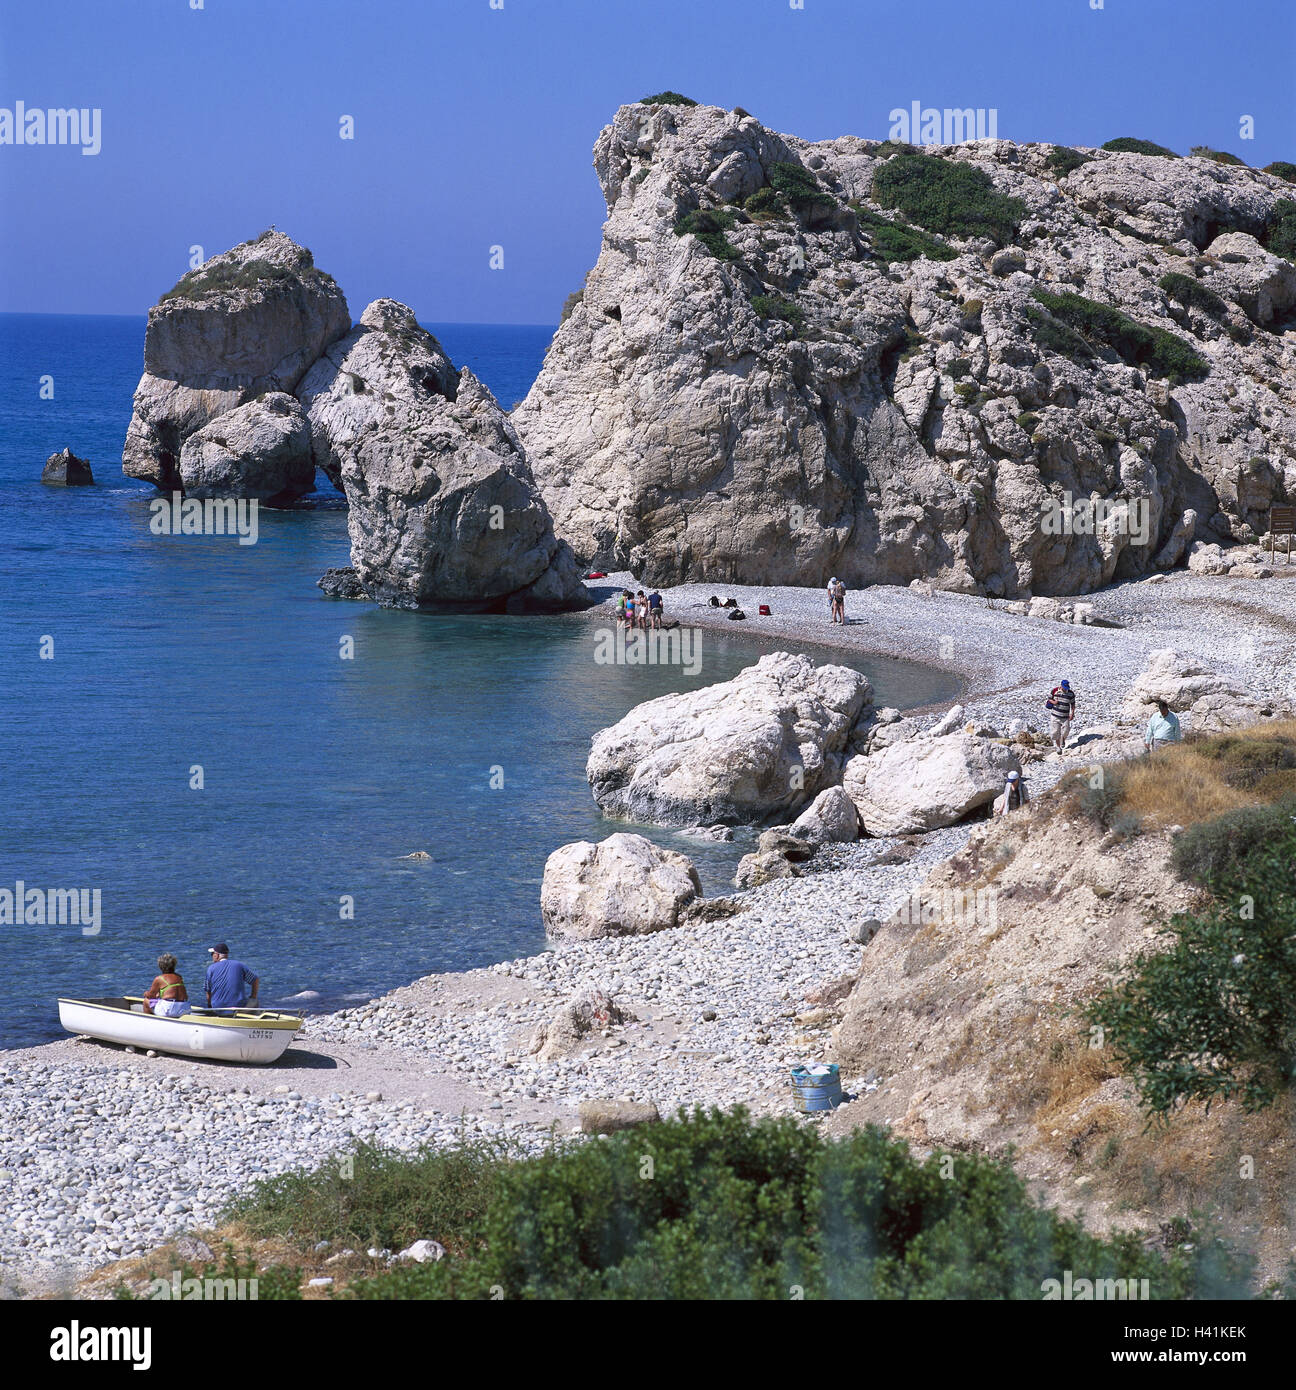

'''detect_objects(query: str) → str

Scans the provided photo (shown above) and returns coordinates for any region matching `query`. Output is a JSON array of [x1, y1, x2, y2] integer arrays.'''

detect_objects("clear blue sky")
[[1, 0, 1293, 323]]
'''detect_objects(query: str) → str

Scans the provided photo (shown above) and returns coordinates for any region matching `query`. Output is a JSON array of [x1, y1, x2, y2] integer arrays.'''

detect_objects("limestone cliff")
[[514, 102, 1296, 595]]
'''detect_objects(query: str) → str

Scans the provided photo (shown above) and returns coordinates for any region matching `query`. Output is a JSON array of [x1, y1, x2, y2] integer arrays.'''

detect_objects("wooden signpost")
[[1269, 505, 1296, 563]]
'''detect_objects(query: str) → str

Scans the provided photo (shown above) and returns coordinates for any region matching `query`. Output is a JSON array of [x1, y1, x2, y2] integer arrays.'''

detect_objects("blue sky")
[[1, 0, 1293, 323]]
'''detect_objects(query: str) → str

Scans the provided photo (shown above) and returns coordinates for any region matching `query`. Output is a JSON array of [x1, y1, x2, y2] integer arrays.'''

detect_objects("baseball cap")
[[1007, 771, 1020, 781], [209, 942, 229, 955], [1060, 680, 1071, 689]]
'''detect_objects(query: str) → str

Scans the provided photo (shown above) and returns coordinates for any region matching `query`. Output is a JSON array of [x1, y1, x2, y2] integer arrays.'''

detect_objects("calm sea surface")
[[0, 314, 958, 1048]]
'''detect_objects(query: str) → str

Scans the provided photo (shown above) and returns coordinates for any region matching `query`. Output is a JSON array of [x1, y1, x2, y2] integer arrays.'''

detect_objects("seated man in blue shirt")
[[204, 942, 259, 1011]]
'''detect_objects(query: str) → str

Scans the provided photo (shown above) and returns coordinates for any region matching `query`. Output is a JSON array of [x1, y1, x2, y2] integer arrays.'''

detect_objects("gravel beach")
[[7, 564, 1296, 1295]]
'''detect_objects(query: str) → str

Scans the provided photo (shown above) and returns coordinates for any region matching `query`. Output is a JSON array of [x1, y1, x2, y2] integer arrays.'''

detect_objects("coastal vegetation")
[[870, 153, 1025, 246], [226, 1109, 1254, 1299], [1068, 724, 1296, 1118], [1157, 270, 1233, 328], [1045, 145, 1091, 176], [750, 292, 804, 329], [1264, 161, 1296, 183], [743, 187, 787, 220], [1101, 137, 1179, 158], [639, 91, 697, 106], [1191, 146, 1247, 166], [1262, 199, 1296, 261], [767, 160, 837, 216], [673, 207, 743, 261], [1028, 289, 1210, 384], [850, 203, 957, 264]]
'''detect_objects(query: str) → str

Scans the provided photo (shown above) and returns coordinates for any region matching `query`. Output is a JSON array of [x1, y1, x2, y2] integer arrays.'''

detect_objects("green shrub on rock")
[[871, 153, 1025, 246], [1263, 161, 1296, 184], [673, 208, 742, 262], [1191, 146, 1247, 166], [639, 91, 697, 107], [1029, 289, 1209, 384], [1101, 137, 1179, 158], [744, 187, 787, 220], [851, 204, 956, 263], [1262, 199, 1296, 262], [768, 161, 836, 215], [751, 293, 805, 329], [1045, 146, 1091, 176], [1157, 271, 1230, 321]]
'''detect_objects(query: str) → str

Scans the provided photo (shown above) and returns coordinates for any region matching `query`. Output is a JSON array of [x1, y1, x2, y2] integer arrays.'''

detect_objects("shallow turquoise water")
[[0, 314, 957, 1047]]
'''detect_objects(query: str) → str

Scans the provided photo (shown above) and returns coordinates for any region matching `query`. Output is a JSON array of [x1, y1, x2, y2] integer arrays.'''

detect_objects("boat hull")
[[58, 998, 303, 1064]]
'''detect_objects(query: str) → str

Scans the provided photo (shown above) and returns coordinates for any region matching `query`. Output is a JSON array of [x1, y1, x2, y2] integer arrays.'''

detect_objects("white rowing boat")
[[58, 997, 304, 1064]]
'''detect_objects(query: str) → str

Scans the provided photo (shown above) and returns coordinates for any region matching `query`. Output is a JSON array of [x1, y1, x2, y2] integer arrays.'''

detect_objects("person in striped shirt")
[[1044, 679, 1076, 750]]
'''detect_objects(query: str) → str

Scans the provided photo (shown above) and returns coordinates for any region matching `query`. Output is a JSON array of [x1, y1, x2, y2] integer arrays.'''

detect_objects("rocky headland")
[[514, 101, 1296, 596]]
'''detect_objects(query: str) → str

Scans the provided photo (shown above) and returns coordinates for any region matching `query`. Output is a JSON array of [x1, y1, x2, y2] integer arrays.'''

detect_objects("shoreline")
[[7, 563, 1296, 1293]]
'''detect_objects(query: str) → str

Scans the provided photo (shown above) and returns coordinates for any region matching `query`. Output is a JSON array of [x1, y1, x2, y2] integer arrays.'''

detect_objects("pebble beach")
[[6, 564, 1296, 1295]]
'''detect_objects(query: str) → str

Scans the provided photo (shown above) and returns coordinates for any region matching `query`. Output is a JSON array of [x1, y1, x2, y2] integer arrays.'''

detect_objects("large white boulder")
[[540, 833, 701, 939], [1121, 648, 1238, 716], [789, 786, 860, 844], [849, 734, 1021, 836], [586, 652, 872, 826]]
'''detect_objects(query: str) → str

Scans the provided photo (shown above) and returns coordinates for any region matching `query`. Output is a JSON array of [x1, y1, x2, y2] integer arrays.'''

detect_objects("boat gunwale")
[[58, 997, 304, 1032]]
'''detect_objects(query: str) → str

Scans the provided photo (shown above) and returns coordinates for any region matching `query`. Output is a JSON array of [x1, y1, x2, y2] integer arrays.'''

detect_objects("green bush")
[[768, 161, 836, 215], [1194, 737, 1296, 791], [160, 253, 329, 305], [673, 208, 743, 262], [226, 1137, 513, 1254], [1101, 137, 1179, 159], [744, 187, 787, 220], [946, 357, 971, 379], [1029, 289, 1210, 384], [873, 140, 918, 159], [1191, 146, 1247, 166], [1157, 271, 1230, 321], [1263, 161, 1296, 184], [1262, 199, 1296, 262], [1046, 146, 1091, 176], [751, 293, 805, 329], [559, 290, 583, 324], [275, 1109, 1254, 1299], [871, 154, 1025, 245], [852, 205, 956, 263], [1016, 411, 1040, 430], [954, 381, 978, 400], [639, 91, 696, 106], [115, 1244, 301, 1302], [1089, 808, 1296, 1115], [959, 298, 983, 333]]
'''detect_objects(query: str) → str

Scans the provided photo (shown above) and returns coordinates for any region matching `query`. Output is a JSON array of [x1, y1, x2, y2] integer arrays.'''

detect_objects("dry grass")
[[1119, 747, 1253, 825]]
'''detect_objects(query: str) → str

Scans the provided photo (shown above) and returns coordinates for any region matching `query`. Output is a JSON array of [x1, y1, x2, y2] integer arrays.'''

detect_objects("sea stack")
[[122, 230, 350, 499], [41, 448, 94, 486], [298, 299, 590, 612]]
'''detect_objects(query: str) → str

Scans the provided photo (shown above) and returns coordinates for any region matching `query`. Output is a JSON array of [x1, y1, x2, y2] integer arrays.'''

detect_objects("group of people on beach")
[[141, 942, 259, 1018], [826, 576, 848, 625], [615, 588, 664, 630], [994, 678, 1183, 816]]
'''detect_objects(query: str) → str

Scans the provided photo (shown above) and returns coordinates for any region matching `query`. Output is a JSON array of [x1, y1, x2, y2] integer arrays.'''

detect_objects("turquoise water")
[[0, 314, 958, 1048]]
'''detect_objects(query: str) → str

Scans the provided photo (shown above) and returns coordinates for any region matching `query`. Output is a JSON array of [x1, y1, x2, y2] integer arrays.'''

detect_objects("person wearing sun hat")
[[204, 942, 259, 1012], [994, 768, 1029, 816]]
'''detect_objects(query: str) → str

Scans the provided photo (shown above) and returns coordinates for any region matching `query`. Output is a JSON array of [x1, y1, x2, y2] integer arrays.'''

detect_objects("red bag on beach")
[[758, 604, 771, 616]]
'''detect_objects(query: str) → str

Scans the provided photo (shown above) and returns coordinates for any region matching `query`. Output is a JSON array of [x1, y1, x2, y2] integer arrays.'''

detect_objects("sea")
[[0, 313, 959, 1049]]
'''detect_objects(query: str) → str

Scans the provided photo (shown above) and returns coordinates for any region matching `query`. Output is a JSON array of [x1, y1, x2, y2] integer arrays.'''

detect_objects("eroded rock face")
[[848, 733, 1021, 836], [177, 393, 313, 502], [298, 299, 588, 611], [124, 231, 350, 490], [540, 832, 701, 939], [515, 106, 1296, 593], [587, 652, 872, 826]]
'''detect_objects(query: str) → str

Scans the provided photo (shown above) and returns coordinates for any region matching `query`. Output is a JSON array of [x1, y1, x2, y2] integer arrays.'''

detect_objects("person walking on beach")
[[1044, 679, 1076, 750], [1144, 699, 1182, 753], [830, 578, 847, 625], [648, 589, 663, 629], [826, 577, 838, 619], [993, 769, 1029, 816], [142, 954, 190, 1017], [205, 943, 259, 1012]]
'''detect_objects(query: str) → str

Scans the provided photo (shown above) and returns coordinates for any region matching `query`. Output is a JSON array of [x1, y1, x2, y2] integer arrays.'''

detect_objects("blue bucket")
[[789, 1063, 844, 1112]]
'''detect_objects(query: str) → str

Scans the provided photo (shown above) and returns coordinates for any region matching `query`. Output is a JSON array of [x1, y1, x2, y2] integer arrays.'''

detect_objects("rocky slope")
[[515, 101, 1296, 596]]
